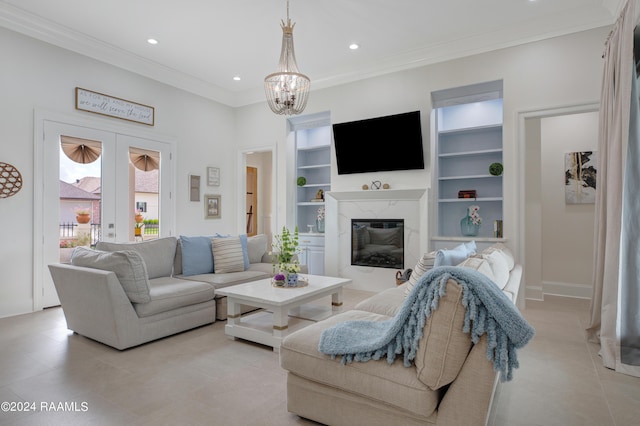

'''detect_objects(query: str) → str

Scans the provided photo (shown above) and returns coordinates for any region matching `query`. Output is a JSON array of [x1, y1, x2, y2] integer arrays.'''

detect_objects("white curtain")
[[587, 0, 640, 377]]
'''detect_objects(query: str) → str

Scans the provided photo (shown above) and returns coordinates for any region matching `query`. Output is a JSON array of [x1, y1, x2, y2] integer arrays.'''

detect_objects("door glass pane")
[[58, 136, 102, 261], [129, 147, 160, 241]]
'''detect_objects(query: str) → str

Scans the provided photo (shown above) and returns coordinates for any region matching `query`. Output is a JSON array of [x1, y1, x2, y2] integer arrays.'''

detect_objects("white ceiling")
[[0, 0, 625, 108]]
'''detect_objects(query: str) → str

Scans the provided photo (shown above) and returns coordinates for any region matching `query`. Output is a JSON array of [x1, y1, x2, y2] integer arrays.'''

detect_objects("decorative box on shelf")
[[458, 190, 477, 199]]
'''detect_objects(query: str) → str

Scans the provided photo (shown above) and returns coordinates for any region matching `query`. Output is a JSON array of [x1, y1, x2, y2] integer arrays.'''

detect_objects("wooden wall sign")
[[75, 87, 155, 126]]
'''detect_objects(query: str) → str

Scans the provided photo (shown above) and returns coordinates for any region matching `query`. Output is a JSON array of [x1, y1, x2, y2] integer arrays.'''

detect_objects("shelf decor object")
[[458, 190, 477, 199], [297, 176, 306, 186], [264, 0, 310, 116], [489, 162, 504, 176], [316, 206, 325, 233], [460, 205, 482, 237]]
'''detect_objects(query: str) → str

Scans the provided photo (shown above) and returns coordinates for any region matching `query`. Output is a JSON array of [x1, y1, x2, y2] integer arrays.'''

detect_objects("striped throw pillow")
[[404, 251, 437, 296], [212, 237, 246, 273]]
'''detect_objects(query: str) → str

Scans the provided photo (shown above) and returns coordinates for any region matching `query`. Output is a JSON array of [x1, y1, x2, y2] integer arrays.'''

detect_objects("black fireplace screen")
[[351, 219, 404, 269]]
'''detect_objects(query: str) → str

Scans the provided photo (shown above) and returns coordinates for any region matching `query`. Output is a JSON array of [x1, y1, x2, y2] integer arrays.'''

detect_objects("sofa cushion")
[[356, 285, 406, 317], [502, 264, 522, 302], [247, 262, 275, 275], [483, 243, 515, 270], [415, 279, 473, 390], [179, 235, 214, 276], [180, 270, 269, 290], [247, 234, 268, 264], [133, 277, 215, 317], [280, 310, 440, 418], [71, 246, 151, 303], [404, 251, 436, 295], [96, 237, 177, 279], [481, 250, 510, 290], [212, 236, 246, 273]]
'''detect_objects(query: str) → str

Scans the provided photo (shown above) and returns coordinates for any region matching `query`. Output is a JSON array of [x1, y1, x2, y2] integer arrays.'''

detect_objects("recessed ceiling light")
[[147, 38, 158, 45], [233, 76, 241, 81], [349, 43, 359, 50]]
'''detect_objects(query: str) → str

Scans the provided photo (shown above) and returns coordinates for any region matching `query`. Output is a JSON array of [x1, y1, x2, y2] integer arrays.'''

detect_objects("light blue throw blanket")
[[318, 266, 535, 381]]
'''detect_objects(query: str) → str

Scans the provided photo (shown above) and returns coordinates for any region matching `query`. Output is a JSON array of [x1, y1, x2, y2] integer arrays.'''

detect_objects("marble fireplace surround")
[[325, 188, 428, 292]]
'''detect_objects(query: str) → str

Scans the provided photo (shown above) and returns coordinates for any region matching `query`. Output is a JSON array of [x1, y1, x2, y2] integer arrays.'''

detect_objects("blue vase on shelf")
[[460, 215, 480, 237]]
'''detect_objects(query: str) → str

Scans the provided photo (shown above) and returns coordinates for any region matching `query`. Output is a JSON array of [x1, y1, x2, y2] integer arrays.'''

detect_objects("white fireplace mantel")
[[325, 187, 429, 292], [326, 188, 426, 202]]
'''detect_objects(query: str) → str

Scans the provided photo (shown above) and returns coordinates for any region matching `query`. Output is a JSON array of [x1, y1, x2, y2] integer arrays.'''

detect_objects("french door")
[[35, 117, 175, 309]]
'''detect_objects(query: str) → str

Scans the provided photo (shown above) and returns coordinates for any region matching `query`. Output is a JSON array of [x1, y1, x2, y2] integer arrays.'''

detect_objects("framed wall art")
[[564, 151, 597, 204], [189, 174, 201, 202], [207, 167, 220, 186], [205, 194, 221, 219]]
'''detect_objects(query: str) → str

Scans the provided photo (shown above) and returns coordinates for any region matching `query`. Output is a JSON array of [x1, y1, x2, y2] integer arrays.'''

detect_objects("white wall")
[[236, 27, 609, 292], [0, 27, 237, 318], [0, 24, 610, 317], [541, 113, 598, 297]]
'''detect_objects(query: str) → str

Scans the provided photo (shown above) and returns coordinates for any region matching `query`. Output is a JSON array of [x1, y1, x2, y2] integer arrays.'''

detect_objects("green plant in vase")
[[271, 226, 301, 285]]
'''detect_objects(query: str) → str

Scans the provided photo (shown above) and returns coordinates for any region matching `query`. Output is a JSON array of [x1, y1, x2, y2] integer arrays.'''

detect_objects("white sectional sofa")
[[48, 234, 305, 350], [279, 243, 523, 426]]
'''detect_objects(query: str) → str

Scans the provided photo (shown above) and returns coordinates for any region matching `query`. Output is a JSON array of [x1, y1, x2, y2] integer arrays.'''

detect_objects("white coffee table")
[[216, 274, 351, 352]]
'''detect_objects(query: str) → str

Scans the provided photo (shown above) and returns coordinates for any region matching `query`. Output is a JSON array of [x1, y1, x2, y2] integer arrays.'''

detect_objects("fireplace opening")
[[351, 219, 404, 269]]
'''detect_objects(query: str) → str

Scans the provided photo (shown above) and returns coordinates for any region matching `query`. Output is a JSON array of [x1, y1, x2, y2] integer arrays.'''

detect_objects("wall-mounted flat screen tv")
[[333, 111, 424, 175]]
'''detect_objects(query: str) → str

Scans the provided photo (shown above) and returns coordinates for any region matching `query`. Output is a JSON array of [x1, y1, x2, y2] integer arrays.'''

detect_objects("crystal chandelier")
[[264, 0, 310, 116]]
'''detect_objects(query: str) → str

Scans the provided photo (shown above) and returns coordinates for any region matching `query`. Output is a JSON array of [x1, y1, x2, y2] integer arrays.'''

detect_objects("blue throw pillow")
[[434, 241, 476, 267], [180, 235, 214, 276], [239, 234, 250, 270], [463, 240, 477, 256]]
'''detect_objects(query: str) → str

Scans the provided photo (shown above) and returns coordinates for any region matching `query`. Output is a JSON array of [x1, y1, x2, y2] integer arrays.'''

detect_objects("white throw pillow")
[[247, 234, 268, 264], [481, 250, 510, 289], [212, 237, 246, 273], [483, 243, 515, 270], [457, 256, 495, 283]]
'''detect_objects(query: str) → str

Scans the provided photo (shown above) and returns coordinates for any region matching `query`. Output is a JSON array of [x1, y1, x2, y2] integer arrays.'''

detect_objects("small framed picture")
[[207, 167, 220, 186], [205, 194, 221, 219], [189, 174, 200, 202]]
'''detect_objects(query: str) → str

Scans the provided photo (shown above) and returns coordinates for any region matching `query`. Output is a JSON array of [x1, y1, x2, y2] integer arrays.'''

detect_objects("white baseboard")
[[525, 285, 544, 301], [542, 281, 592, 299]]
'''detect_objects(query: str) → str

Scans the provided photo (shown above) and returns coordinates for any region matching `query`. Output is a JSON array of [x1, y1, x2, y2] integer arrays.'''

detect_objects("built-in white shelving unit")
[[430, 81, 505, 250], [296, 142, 330, 231], [288, 112, 331, 275]]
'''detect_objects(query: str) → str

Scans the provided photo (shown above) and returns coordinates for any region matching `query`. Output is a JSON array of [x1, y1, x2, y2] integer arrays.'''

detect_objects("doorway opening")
[[241, 149, 275, 243], [519, 103, 598, 302]]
